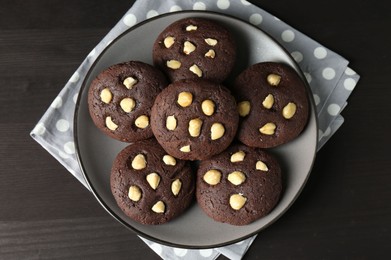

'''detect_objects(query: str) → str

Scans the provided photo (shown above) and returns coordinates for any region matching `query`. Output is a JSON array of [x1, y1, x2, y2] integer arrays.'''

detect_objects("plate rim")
[[74, 10, 319, 249]]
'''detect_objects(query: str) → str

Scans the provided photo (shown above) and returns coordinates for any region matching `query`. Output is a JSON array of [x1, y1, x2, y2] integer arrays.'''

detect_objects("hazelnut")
[[151, 201, 165, 213], [262, 94, 274, 109], [120, 97, 136, 113], [180, 145, 191, 153], [105, 116, 118, 131], [188, 118, 203, 137], [203, 169, 222, 185], [229, 194, 247, 210], [163, 36, 175, 48], [177, 92, 193, 107], [267, 73, 281, 86], [256, 160, 269, 171], [186, 25, 197, 31], [100, 88, 112, 104], [189, 64, 202, 77], [204, 38, 218, 46], [201, 100, 215, 116], [123, 77, 137, 89], [238, 101, 251, 117], [211, 123, 225, 140], [163, 155, 176, 166], [227, 171, 246, 185], [171, 179, 182, 196], [166, 115, 177, 131], [128, 185, 142, 202], [282, 102, 297, 119], [204, 49, 216, 58], [146, 173, 160, 190], [135, 115, 149, 129], [230, 151, 246, 162], [131, 154, 146, 170], [259, 122, 276, 135], [167, 60, 181, 69], [183, 41, 196, 54]]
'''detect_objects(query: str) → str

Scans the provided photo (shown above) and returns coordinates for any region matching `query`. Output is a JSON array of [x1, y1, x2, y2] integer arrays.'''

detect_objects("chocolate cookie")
[[110, 139, 195, 225], [151, 79, 239, 161], [88, 61, 168, 142], [153, 17, 236, 83], [196, 143, 282, 225], [232, 62, 309, 148]]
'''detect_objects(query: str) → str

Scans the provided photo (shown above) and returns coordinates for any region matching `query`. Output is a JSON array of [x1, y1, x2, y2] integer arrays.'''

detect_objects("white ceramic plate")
[[74, 11, 318, 248]]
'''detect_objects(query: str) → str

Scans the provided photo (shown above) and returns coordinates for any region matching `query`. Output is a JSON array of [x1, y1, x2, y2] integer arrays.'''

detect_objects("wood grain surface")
[[0, 0, 390, 259]]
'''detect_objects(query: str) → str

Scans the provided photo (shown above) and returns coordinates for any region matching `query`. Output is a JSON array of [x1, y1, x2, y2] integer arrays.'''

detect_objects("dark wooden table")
[[1, 0, 390, 259]]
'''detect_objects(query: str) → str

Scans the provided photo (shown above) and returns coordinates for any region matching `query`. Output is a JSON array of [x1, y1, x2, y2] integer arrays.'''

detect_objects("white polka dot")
[[170, 5, 182, 12], [327, 104, 341, 116], [291, 51, 303, 63], [199, 249, 214, 257], [304, 72, 312, 83], [314, 47, 327, 59], [123, 13, 137, 27], [73, 93, 79, 104], [56, 119, 70, 132], [217, 0, 230, 9], [32, 122, 46, 136], [323, 127, 331, 137], [64, 142, 75, 155], [322, 67, 336, 80], [173, 248, 188, 257], [241, 0, 251, 5], [249, 13, 263, 25], [281, 30, 295, 42], [274, 16, 281, 21], [313, 94, 320, 106], [59, 151, 71, 159], [146, 10, 159, 19], [50, 96, 63, 109], [344, 78, 356, 91], [345, 67, 356, 76], [149, 243, 163, 255], [193, 2, 206, 10]]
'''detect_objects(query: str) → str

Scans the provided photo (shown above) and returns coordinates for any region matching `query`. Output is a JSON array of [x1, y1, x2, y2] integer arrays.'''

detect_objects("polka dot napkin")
[[30, 0, 359, 259]]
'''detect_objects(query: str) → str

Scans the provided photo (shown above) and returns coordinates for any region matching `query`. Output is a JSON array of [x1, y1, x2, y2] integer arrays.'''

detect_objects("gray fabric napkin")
[[30, 0, 359, 259]]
